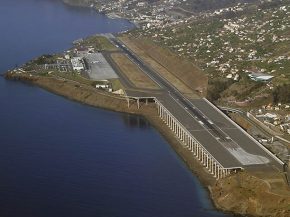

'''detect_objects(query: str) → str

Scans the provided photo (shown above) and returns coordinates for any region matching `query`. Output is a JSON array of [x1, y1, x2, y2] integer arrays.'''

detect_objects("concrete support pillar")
[[127, 98, 130, 108], [165, 112, 167, 124], [157, 104, 159, 116], [198, 146, 201, 160], [156, 100, 231, 180], [198, 146, 201, 161], [164, 111, 167, 123], [222, 169, 225, 178], [191, 139, 194, 152], [211, 159, 214, 174], [182, 131, 185, 143], [217, 166, 220, 179], [137, 98, 140, 109], [181, 129, 184, 141], [173, 122, 176, 134], [175, 122, 177, 134], [174, 120, 177, 132]]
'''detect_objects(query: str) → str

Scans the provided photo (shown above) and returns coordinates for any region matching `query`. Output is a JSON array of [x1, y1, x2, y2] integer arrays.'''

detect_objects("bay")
[[0, 0, 231, 216]]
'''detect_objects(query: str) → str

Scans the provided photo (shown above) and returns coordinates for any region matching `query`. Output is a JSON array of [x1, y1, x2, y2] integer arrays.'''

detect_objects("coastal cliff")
[[5, 71, 290, 217]]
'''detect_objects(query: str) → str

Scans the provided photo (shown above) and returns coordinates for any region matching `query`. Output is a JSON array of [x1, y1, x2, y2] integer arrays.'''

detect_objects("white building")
[[248, 72, 274, 82], [96, 84, 109, 89], [71, 57, 84, 71]]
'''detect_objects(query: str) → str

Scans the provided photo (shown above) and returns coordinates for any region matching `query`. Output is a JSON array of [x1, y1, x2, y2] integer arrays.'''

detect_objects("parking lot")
[[81, 53, 118, 80]]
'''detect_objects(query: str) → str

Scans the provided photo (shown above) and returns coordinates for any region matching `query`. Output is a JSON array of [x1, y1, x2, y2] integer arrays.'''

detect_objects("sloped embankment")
[[211, 172, 290, 217], [119, 36, 208, 97]]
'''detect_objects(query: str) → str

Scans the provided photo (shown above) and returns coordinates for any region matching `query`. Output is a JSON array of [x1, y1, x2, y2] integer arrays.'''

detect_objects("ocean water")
[[0, 0, 232, 216]]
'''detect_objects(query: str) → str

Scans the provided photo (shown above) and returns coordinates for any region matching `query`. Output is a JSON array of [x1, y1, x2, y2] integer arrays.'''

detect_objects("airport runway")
[[108, 36, 284, 171]]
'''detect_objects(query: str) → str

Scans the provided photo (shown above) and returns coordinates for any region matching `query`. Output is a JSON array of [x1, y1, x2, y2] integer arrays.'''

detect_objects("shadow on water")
[[121, 114, 151, 129]]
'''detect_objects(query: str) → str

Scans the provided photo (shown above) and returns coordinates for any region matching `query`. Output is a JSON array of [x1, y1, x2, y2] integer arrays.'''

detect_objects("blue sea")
[[0, 0, 232, 216]]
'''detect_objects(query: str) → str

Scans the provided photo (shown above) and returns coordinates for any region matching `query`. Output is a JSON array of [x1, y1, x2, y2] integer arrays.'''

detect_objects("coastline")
[[3, 72, 217, 186], [5, 71, 290, 217], [4, 1, 289, 216], [61, 0, 136, 26], [3, 71, 219, 207]]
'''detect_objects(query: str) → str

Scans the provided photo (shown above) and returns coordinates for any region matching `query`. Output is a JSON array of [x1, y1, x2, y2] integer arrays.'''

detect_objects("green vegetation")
[[207, 78, 233, 101], [80, 36, 117, 51], [272, 83, 290, 103], [32, 55, 56, 65], [49, 71, 94, 86], [109, 78, 124, 91]]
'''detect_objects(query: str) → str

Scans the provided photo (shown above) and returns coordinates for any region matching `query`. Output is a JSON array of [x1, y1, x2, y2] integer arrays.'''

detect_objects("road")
[[107, 35, 284, 171]]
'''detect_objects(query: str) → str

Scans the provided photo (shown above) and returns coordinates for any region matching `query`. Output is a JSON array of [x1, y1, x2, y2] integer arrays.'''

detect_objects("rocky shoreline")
[[5, 71, 290, 217]]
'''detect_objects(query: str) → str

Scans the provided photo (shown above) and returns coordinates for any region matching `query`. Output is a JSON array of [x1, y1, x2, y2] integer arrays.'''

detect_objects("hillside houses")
[[142, 1, 290, 81], [251, 104, 290, 135]]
